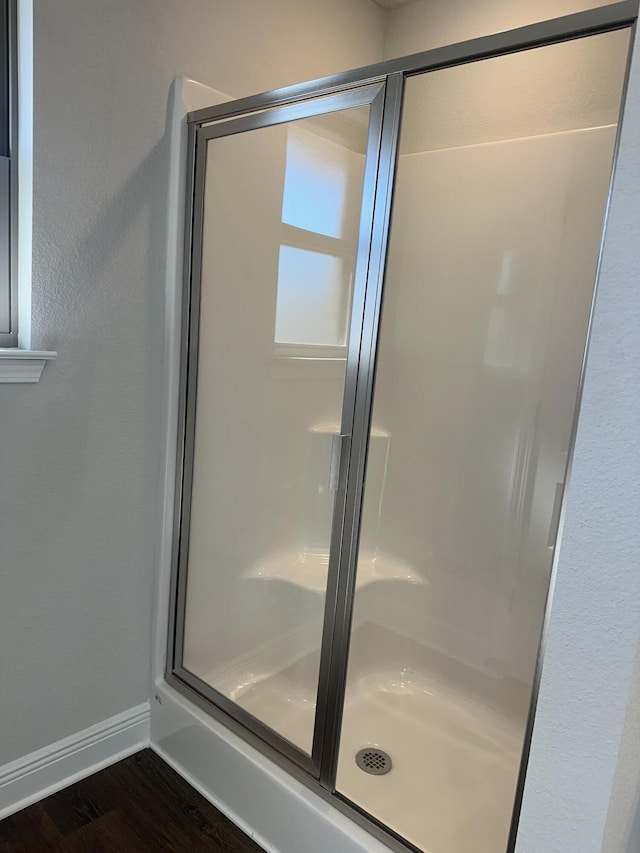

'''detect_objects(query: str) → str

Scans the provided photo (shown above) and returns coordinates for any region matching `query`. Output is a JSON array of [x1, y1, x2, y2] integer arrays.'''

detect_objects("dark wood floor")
[[0, 750, 265, 852]]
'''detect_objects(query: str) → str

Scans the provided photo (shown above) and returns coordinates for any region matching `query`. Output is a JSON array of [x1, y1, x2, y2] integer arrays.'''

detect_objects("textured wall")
[[602, 651, 640, 853], [0, 0, 384, 766]]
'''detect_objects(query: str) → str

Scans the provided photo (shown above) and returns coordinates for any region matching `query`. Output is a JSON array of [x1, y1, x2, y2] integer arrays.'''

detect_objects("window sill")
[[273, 342, 347, 360], [0, 349, 56, 383]]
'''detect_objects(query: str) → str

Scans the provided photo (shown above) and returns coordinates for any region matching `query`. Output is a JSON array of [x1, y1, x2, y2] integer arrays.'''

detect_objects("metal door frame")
[[166, 3, 638, 851], [168, 81, 389, 778]]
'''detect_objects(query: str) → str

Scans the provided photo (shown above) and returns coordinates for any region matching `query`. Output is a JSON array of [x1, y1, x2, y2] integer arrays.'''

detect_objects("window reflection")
[[282, 126, 351, 239], [275, 247, 348, 346], [274, 110, 368, 355]]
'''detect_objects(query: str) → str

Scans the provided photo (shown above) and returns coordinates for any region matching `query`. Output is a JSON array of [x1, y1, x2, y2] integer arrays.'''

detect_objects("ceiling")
[[371, 0, 419, 10]]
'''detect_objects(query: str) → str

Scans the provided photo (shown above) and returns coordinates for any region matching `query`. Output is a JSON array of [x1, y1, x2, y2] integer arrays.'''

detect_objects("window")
[[0, 0, 13, 347], [274, 114, 368, 359], [0, 0, 54, 379]]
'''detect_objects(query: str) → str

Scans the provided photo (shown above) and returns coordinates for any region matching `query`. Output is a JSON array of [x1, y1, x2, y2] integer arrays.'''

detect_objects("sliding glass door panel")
[[336, 29, 629, 852]]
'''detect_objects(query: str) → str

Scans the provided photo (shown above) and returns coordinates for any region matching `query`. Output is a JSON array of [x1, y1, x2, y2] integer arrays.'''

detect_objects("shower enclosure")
[[167, 5, 635, 852]]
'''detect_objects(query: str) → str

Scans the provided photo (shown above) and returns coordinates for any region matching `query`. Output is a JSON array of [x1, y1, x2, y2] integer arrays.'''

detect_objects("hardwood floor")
[[0, 750, 265, 852]]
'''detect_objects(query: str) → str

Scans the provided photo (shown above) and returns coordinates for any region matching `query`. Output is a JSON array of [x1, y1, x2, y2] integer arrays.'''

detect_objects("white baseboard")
[[0, 703, 150, 820]]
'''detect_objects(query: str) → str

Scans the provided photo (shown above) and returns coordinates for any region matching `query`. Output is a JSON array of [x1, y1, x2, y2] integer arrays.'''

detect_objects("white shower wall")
[[358, 124, 617, 699]]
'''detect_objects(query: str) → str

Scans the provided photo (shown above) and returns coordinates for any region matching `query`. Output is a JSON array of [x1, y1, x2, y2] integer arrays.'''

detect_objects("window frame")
[[0, 0, 17, 348], [273, 116, 367, 361]]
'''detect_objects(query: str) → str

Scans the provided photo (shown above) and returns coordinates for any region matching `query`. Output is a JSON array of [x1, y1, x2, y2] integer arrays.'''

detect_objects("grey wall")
[[0, 0, 384, 766]]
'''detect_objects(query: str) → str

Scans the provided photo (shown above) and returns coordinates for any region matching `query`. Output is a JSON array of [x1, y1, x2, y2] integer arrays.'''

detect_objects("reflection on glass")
[[275, 247, 348, 346], [282, 125, 352, 238], [336, 31, 628, 852], [181, 105, 369, 754], [276, 115, 366, 354]]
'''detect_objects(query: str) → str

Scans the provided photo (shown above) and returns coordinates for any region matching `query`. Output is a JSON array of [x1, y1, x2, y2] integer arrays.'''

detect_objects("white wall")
[[0, 0, 384, 767], [603, 651, 640, 853], [383, 0, 621, 59]]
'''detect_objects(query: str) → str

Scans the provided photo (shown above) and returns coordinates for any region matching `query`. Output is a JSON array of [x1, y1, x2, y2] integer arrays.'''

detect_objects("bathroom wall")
[[382, 0, 621, 59], [602, 651, 640, 853], [0, 0, 385, 767]]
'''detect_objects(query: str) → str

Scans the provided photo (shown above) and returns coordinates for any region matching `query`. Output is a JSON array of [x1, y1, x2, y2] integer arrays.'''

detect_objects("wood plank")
[[0, 750, 264, 852], [0, 804, 62, 852], [58, 810, 158, 853], [41, 771, 115, 835], [103, 751, 264, 852]]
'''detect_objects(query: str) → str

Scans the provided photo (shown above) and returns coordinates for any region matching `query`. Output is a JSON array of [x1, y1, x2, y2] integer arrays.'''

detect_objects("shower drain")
[[355, 747, 392, 775]]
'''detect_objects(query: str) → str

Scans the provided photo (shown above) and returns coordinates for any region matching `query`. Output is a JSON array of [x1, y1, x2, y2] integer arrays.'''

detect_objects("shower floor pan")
[[201, 663, 521, 853]]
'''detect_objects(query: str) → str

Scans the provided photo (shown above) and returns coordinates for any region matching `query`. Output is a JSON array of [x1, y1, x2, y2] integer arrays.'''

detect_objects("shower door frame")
[[166, 3, 638, 852], [168, 80, 391, 780]]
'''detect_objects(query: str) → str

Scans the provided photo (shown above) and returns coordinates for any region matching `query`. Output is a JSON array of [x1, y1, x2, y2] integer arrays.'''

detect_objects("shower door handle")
[[329, 434, 351, 492]]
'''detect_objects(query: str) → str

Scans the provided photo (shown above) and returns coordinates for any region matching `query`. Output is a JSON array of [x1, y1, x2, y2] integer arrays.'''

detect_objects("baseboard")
[[0, 703, 150, 820]]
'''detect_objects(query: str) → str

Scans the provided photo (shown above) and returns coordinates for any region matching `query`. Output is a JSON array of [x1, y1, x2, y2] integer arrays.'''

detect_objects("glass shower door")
[[336, 29, 629, 853], [173, 86, 384, 764]]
